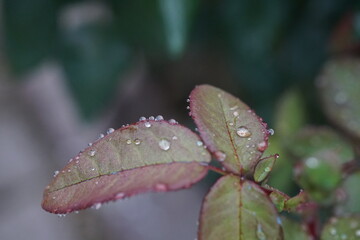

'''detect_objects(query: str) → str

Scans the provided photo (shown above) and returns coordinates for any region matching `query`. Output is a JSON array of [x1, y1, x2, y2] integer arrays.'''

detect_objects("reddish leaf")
[[190, 85, 269, 175], [42, 120, 211, 214], [198, 175, 283, 240]]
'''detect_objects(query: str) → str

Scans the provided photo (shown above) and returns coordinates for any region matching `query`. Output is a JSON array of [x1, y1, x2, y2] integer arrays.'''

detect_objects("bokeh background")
[[1, 1, 360, 239]]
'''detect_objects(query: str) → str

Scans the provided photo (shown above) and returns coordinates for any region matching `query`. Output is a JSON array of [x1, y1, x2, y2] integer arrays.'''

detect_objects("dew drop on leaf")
[[106, 128, 115, 134], [115, 192, 125, 199], [99, 133, 105, 139], [305, 157, 319, 168], [356, 230, 360, 237], [168, 119, 177, 124], [196, 141, 203, 147], [256, 224, 266, 240], [257, 141, 268, 152], [93, 203, 102, 210], [155, 115, 164, 121], [139, 116, 146, 121], [233, 111, 239, 117], [236, 126, 252, 138], [53, 171, 59, 177], [159, 139, 171, 151], [89, 150, 96, 157], [155, 183, 167, 191], [149, 116, 155, 120], [144, 122, 151, 128], [214, 151, 226, 162], [134, 139, 141, 145], [126, 139, 132, 145], [267, 129, 275, 136]]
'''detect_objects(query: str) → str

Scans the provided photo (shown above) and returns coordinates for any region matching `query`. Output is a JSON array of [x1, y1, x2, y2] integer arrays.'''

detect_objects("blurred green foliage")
[[3, 0, 358, 120]]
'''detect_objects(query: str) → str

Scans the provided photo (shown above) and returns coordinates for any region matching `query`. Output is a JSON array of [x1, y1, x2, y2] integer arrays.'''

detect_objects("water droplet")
[[94, 203, 102, 210], [53, 170, 59, 177], [356, 229, 360, 237], [256, 224, 266, 240], [159, 139, 171, 151], [214, 151, 226, 162], [196, 141, 203, 147], [229, 122, 234, 126], [257, 141, 268, 152], [139, 116, 146, 121], [155, 115, 164, 121], [67, 169, 71, 172], [155, 183, 167, 191], [115, 192, 125, 199], [168, 119, 177, 124], [75, 160, 79, 164], [88, 142, 93, 147], [89, 150, 96, 157], [126, 139, 132, 145], [106, 128, 115, 134], [305, 157, 319, 168], [149, 116, 155, 121], [236, 126, 251, 137], [95, 181, 99, 185], [144, 122, 151, 128], [230, 105, 238, 110], [195, 128, 198, 132], [233, 111, 239, 117], [276, 217, 282, 225], [134, 139, 141, 145], [267, 129, 275, 136], [330, 228, 337, 235], [186, 106, 190, 110], [52, 196, 56, 200], [186, 98, 190, 102], [99, 133, 105, 139], [91, 168, 95, 171], [75, 211, 79, 214], [264, 167, 271, 172], [172, 136, 178, 140], [57, 214, 66, 218]]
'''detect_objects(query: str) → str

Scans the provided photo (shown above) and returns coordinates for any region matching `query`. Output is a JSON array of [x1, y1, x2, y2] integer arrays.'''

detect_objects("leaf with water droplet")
[[190, 85, 269, 175], [254, 154, 278, 183], [320, 216, 360, 240], [283, 190, 308, 212], [317, 58, 360, 140], [42, 120, 211, 214], [291, 127, 354, 203], [198, 175, 283, 240]]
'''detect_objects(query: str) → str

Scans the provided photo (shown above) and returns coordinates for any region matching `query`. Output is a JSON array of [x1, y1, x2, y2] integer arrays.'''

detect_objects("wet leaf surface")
[[198, 175, 283, 240], [318, 58, 360, 140], [254, 154, 278, 183], [281, 217, 312, 240], [190, 84, 269, 175], [42, 120, 210, 213], [321, 216, 360, 240]]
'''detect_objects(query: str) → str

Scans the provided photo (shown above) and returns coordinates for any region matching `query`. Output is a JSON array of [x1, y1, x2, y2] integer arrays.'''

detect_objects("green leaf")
[[281, 217, 311, 240], [291, 127, 354, 203], [3, 0, 57, 74], [336, 171, 360, 214], [59, 22, 132, 119], [320, 216, 360, 240], [159, 0, 198, 57], [284, 191, 308, 212], [198, 175, 283, 240], [318, 58, 360, 139], [190, 85, 269, 175], [274, 88, 306, 141], [254, 154, 278, 183], [269, 190, 289, 212], [42, 120, 211, 214]]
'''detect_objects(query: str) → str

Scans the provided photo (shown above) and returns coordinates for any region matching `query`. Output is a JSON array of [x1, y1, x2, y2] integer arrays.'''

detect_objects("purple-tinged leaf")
[[189, 84, 269, 175], [42, 120, 211, 214], [269, 189, 289, 212], [317, 58, 360, 140], [198, 175, 283, 240], [284, 190, 308, 212]]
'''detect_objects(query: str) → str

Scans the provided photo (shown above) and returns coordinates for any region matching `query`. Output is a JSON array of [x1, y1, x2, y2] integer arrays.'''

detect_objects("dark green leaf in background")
[[58, 21, 132, 119], [3, 0, 57, 74]]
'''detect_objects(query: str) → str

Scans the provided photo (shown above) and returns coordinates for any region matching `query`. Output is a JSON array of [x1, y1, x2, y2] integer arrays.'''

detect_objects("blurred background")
[[1, 0, 360, 239]]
